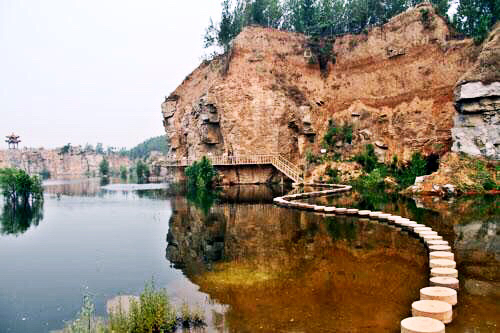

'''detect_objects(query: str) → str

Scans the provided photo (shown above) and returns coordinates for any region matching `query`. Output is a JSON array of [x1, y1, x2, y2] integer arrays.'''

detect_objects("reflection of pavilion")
[[5, 133, 21, 149]]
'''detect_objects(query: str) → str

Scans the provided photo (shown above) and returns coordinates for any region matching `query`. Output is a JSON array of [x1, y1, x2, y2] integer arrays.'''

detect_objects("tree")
[[136, 160, 150, 184], [95, 143, 104, 154], [60, 143, 72, 155], [99, 158, 110, 177], [0, 168, 43, 207], [120, 166, 128, 180], [185, 157, 217, 190], [453, 0, 499, 43]]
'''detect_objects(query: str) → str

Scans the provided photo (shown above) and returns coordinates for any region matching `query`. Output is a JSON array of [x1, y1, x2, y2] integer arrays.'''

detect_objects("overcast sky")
[[0, 0, 221, 149]]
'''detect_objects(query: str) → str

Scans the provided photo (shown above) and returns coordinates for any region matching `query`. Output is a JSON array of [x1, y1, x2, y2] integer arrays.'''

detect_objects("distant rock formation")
[[0, 147, 131, 179]]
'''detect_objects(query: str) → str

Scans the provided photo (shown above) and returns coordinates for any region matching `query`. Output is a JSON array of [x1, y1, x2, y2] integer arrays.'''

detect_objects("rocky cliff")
[[162, 3, 491, 180], [0, 147, 131, 179], [452, 23, 500, 159]]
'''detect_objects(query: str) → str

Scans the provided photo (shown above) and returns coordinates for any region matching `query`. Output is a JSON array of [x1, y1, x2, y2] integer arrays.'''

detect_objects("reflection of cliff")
[[166, 195, 428, 332], [0, 148, 131, 179]]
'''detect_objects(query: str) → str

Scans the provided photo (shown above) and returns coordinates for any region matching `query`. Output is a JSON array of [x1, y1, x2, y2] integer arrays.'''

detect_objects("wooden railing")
[[160, 154, 303, 182]]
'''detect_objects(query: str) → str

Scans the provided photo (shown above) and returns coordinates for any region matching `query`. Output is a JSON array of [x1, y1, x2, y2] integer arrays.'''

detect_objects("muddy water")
[[0, 180, 497, 332]]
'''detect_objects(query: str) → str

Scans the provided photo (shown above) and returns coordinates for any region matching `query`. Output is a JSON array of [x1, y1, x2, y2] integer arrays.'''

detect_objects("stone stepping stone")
[[430, 251, 454, 261], [419, 231, 438, 237], [427, 240, 448, 246], [314, 205, 326, 212], [410, 224, 426, 230], [429, 245, 451, 252], [430, 276, 460, 290], [423, 235, 443, 243], [378, 213, 391, 220], [346, 208, 359, 215], [412, 300, 452, 324], [388, 215, 400, 222], [335, 207, 347, 214], [401, 316, 445, 333], [431, 267, 458, 278], [430, 259, 456, 269], [420, 286, 457, 306], [415, 227, 432, 233], [369, 211, 383, 219], [358, 210, 371, 216], [324, 207, 336, 213]]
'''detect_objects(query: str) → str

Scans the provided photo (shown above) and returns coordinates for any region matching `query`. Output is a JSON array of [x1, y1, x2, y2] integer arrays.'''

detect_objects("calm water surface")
[[0, 179, 498, 332]]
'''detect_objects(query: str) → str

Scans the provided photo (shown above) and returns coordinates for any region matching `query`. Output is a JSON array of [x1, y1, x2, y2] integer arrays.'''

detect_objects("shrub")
[[185, 156, 217, 190], [99, 158, 110, 177], [326, 168, 341, 184], [128, 282, 177, 333], [0, 168, 43, 206], [136, 160, 150, 184], [323, 119, 353, 149], [393, 153, 428, 188], [120, 166, 128, 180], [354, 144, 378, 173]]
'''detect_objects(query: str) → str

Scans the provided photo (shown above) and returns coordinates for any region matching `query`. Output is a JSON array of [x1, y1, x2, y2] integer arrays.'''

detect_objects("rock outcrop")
[[452, 23, 500, 160], [163, 4, 483, 184], [0, 147, 131, 179]]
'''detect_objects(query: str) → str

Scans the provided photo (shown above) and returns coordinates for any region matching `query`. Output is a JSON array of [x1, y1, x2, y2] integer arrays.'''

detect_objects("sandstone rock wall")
[[163, 4, 480, 180], [452, 23, 500, 160], [0, 148, 131, 179]]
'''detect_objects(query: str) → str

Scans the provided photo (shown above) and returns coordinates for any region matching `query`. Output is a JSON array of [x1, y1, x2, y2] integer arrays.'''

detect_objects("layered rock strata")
[[452, 23, 500, 160], [163, 4, 481, 184]]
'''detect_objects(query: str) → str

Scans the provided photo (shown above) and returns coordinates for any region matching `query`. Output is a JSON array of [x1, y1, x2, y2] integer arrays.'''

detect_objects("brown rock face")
[[0, 148, 131, 178], [163, 4, 478, 175]]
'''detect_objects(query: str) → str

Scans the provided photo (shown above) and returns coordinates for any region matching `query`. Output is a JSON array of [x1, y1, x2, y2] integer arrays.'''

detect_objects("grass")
[[62, 281, 205, 333]]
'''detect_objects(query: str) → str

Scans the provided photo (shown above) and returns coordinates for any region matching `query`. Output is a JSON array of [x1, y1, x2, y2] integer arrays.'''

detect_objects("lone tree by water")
[[0, 168, 43, 207], [99, 158, 110, 177]]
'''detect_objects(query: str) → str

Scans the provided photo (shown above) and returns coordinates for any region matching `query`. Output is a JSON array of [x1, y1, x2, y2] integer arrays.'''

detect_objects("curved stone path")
[[273, 183, 458, 332]]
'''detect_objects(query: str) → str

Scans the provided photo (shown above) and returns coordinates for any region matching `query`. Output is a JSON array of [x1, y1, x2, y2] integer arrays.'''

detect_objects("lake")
[[0, 179, 498, 332]]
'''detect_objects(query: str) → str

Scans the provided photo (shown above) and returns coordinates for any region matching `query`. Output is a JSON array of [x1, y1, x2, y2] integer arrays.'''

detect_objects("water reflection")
[[0, 201, 44, 236], [166, 189, 429, 332]]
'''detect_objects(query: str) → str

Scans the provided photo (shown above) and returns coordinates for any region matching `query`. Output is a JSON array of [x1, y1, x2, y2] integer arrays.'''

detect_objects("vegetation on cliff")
[[205, 0, 497, 52], [126, 135, 169, 159]]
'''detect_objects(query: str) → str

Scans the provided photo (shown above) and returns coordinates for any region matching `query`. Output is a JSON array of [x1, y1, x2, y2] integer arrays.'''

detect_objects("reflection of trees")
[[0, 200, 44, 236]]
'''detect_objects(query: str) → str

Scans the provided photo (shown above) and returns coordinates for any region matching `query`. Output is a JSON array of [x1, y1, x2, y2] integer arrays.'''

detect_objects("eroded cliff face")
[[163, 4, 482, 175], [0, 148, 131, 178], [452, 23, 500, 159]]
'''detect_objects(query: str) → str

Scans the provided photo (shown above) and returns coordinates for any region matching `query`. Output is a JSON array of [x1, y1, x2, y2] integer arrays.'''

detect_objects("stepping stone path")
[[412, 300, 452, 324], [272, 182, 460, 331], [430, 276, 459, 290], [420, 286, 457, 305], [429, 245, 451, 252], [431, 267, 458, 278], [430, 259, 456, 269], [401, 317, 445, 333], [430, 251, 454, 261]]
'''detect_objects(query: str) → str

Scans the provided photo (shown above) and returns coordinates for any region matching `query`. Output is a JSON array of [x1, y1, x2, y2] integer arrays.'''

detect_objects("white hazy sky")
[[0, 0, 221, 149]]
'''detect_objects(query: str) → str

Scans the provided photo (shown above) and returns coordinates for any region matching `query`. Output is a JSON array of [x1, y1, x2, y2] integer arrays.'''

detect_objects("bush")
[[354, 144, 378, 173], [136, 160, 150, 184], [185, 157, 217, 190], [127, 282, 177, 333], [326, 168, 340, 184], [99, 159, 110, 177], [0, 168, 43, 206], [393, 153, 428, 188], [323, 119, 353, 149], [120, 166, 127, 180]]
